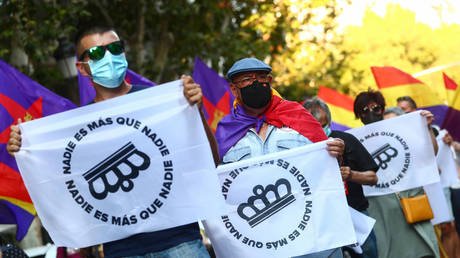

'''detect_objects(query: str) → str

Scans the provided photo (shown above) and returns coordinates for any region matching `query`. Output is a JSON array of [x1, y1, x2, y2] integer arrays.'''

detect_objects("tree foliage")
[[238, 0, 349, 100], [0, 0, 346, 102], [339, 4, 460, 96], [1, 1, 460, 103]]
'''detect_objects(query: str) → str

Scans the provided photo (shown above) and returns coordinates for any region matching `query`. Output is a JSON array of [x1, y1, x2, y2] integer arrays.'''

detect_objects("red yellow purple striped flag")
[[441, 73, 460, 141], [371, 66, 446, 107], [443, 72, 458, 106], [371, 66, 449, 128], [192, 57, 233, 132], [317, 86, 362, 130], [0, 59, 76, 240]]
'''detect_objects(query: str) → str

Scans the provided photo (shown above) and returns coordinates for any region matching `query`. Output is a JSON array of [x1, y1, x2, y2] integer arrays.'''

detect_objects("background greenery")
[[1, 0, 460, 104]]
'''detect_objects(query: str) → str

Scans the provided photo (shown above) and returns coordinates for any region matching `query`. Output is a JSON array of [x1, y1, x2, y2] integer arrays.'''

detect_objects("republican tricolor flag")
[[317, 86, 361, 130], [442, 73, 460, 141], [0, 59, 76, 240], [192, 57, 233, 132], [371, 66, 449, 128], [443, 72, 458, 107]]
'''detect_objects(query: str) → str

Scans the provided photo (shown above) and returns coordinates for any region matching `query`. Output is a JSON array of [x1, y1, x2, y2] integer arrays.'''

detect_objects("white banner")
[[204, 142, 356, 258], [348, 207, 375, 254], [347, 111, 440, 196], [423, 182, 454, 224], [436, 130, 460, 187], [15, 80, 226, 248]]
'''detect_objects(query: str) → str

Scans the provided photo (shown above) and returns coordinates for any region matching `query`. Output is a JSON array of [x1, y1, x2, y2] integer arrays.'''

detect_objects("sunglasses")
[[79, 41, 125, 61], [232, 73, 271, 88], [362, 104, 383, 114]]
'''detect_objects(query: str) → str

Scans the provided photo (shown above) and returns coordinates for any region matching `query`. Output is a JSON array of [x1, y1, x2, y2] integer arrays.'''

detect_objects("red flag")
[[317, 86, 361, 129]]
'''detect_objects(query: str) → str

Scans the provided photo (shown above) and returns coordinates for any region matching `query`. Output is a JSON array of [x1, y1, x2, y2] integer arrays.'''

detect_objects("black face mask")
[[361, 111, 383, 125], [240, 80, 272, 109]]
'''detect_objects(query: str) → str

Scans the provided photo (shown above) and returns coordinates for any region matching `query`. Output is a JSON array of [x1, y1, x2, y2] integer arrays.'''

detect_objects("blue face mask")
[[322, 124, 331, 137], [87, 52, 128, 88]]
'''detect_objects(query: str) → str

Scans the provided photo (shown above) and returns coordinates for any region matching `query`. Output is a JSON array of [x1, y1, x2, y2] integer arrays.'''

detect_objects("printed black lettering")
[[79, 128, 88, 137], [66, 180, 76, 189], [69, 189, 78, 198], [87, 121, 98, 131], [122, 216, 131, 225], [288, 229, 300, 241], [130, 215, 137, 224], [84, 203, 93, 214], [159, 186, 170, 199], [74, 132, 83, 141], [266, 238, 288, 250], [112, 216, 121, 225]]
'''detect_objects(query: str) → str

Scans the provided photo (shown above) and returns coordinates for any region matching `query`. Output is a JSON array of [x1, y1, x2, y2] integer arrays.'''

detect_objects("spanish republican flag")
[[317, 86, 362, 130], [192, 57, 233, 132], [371, 66, 446, 107], [442, 74, 460, 141], [371, 66, 449, 128], [443, 72, 458, 106], [0, 59, 76, 240]]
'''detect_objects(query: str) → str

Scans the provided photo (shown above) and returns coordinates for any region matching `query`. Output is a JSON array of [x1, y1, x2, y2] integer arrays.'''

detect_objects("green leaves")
[[2, 1, 459, 102]]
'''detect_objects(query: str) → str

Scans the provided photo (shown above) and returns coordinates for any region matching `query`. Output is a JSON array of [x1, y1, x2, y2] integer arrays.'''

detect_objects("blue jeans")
[[124, 240, 210, 258], [293, 247, 344, 258], [360, 228, 378, 258]]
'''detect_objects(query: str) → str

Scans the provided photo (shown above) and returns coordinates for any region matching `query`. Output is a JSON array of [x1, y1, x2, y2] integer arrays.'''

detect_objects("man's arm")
[[420, 110, 438, 155], [340, 166, 377, 185], [199, 109, 220, 165], [182, 75, 219, 165], [443, 132, 460, 152]]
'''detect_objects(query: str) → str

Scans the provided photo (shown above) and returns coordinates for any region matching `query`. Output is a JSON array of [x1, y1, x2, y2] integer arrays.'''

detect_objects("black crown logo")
[[83, 142, 150, 200], [237, 178, 296, 227], [371, 143, 398, 170]]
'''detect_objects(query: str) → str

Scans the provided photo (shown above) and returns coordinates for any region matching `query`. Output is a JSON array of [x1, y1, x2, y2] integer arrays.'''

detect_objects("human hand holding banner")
[[14, 80, 226, 247], [204, 141, 356, 258], [347, 111, 440, 196]]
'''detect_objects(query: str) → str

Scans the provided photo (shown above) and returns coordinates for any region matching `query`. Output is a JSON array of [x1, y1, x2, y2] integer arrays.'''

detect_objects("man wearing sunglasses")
[[215, 57, 346, 258], [8, 26, 216, 258], [74, 27, 133, 101]]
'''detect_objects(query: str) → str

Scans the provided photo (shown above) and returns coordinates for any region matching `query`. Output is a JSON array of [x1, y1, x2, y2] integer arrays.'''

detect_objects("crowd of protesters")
[[3, 25, 460, 258]]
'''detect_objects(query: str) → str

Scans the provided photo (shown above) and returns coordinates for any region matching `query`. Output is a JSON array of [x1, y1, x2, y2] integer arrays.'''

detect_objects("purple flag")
[[192, 57, 233, 132], [78, 69, 156, 105], [0, 59, 76, 240], [443, 108, 460, 141]]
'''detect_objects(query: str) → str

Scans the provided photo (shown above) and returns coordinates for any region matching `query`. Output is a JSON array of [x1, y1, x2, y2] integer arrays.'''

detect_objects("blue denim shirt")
[[222, 124, 312, 164]]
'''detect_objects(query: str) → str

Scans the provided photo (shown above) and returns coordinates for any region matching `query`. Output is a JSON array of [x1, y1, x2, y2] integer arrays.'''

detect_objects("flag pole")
[[412, 61, 460, 77]]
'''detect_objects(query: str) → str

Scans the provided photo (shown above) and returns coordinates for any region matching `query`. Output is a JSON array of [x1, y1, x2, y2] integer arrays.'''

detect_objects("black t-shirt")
[[102, 85, 202, 257], [330, 130, 379, 211]]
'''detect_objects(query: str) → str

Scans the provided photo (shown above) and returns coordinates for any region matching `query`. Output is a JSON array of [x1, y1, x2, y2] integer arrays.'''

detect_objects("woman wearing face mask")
[[353, 90, 440, 258]]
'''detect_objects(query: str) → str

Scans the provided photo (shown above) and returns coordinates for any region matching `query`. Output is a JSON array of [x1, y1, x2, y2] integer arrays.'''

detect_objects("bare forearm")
[[429, 126, 438, 155], [348, 170, 377, 186], [452, 141, 460, 152]]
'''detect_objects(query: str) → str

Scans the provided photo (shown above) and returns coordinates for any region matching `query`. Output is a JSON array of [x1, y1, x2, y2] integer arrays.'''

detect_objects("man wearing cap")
[[215, 57, 345, 258]]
